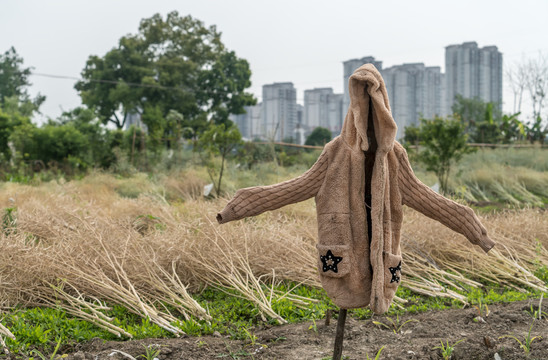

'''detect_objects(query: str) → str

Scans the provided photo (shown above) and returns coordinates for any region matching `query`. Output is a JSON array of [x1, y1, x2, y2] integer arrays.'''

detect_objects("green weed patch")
[[1, 276, 546, 357]]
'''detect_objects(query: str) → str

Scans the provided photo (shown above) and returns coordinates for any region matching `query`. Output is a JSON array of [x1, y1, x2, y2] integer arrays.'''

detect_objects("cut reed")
[[0, 173, 546, 338]]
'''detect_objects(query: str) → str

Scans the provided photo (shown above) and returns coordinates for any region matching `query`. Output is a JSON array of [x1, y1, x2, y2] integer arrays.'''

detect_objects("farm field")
[[62, 299, 548, 359], [2, 3, 548, 359], [0, 148, 547, 359]]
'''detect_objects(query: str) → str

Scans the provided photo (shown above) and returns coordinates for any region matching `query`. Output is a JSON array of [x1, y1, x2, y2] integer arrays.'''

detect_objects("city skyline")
[[232, 41, 504, 142], [445, 42, 503, 113], [2, 0, 546, 124]]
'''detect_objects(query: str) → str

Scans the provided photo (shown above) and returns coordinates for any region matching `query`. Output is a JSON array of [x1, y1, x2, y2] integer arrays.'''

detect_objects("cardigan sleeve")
[[216, 149, 328, 224], [395, 145, 495, 253]]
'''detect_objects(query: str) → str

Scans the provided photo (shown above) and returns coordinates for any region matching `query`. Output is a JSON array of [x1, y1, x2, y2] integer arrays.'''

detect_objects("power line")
[[30, 72, 185, 91], [29, 71, 336, 102]]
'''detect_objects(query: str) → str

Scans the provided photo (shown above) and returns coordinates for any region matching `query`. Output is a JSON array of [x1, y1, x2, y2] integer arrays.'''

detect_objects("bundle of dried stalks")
[[400, 208, 548, 295], [0, 316, 15, 355], [186, 210, 317, 324], [0, 322, 14, 340], [45, 283, 133, 338], [0, 174, 546, 338]]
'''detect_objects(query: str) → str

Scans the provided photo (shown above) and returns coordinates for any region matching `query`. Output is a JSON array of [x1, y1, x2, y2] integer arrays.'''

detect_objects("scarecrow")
[[217, 64, 495, 358]]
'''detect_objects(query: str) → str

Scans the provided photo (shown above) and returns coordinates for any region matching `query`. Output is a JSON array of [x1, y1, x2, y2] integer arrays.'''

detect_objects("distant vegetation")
[[405, 95, 548, 147], [305, 126, 332, 146], [1, 12, 547, 202], [0, 12, 254, 191], [403, 93, 547, 197]]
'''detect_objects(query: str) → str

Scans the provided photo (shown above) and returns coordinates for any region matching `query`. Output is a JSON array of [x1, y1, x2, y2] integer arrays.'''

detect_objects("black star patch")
[[389, 261, 402, 283], [320, 250, 343, 273]]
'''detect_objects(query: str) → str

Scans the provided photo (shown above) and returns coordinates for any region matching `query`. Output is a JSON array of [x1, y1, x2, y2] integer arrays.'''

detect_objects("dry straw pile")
[[0, 173, 546, 336]]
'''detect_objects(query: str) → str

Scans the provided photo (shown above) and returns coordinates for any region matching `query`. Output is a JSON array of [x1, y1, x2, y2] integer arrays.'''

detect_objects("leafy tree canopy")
[[0, 47, 45, 114], [413, 116, 476, 194], [450, 95, 529, 144], [75, 11, 256, 133], [198, 123, 242, 196], [0, 47, 31, 104], [305, 127, 331, 146], [0, 107, 30, 161], [451, 95, 501, 129], [56, 107, 118, 167]]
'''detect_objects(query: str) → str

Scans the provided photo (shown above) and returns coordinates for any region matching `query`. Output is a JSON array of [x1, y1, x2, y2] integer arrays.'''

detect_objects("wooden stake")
[[332, 309, 347, 360], [325, 309, 332, 326]]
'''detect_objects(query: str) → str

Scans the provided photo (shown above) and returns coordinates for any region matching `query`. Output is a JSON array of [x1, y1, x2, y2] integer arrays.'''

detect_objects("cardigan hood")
[[341, 63, 397, 154], [217, 64, 495, 314]]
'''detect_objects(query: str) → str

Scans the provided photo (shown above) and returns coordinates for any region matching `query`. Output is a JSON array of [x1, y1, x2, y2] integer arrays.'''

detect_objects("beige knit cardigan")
[[217, 64, 495, 314]]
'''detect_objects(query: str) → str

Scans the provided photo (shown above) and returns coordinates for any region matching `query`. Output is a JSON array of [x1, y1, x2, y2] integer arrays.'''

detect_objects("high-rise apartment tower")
[[445, 42, 503, 112]]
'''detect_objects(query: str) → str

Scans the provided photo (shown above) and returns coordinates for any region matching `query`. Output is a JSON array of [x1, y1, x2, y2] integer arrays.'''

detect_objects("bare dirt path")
[[61, 299, 547, 360]]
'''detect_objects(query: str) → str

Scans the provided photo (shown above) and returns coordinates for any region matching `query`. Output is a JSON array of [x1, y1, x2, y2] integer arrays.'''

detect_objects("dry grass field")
[[0, 171, 546, 344]]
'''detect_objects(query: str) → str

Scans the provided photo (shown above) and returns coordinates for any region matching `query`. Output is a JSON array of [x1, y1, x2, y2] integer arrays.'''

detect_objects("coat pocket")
[[317, 213, 352, 246], [316, 244, 350, 278], [383, 251, 402, 294]]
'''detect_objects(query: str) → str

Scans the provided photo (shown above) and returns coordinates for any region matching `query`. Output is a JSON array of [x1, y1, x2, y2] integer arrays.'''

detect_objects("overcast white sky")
[[1, 0, 547, 123]]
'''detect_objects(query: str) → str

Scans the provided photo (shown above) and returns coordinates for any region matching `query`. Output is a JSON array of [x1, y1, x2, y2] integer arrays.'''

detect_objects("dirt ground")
[[57, 299, 547, 360]]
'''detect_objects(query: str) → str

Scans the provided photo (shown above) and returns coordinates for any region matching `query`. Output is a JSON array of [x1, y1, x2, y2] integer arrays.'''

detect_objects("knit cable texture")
[[396, 150, 495, 253], [216, 150, 329, 224]]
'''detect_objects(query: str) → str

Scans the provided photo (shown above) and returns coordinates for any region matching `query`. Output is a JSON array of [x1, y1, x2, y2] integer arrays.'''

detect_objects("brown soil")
[[59, 299, 547, 360]]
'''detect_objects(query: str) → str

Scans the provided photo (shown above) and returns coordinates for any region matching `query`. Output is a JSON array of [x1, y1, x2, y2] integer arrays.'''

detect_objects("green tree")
[[413, 116, 476, 194], [499, 112, 523, 144], [0, 110, 10, 161], [0, 47, 45, 111], [75, 36, 149, 129], [196, 50, 256, 126], [198, 123, 242, 197], [305, 127, 331, 146], [57, 107, 118, 167], [0, 47, 30, 103], [236, 141, 271, 169], [451, 95, 489, 129], [525, 116, 548, 144], [3, 106, 114, 173], [10, 121, 90, 170], [0, 48, 45, 170], [403, 123, 421, 146], [451, 95, 502, 142], [0, 107, 29, 162], [75, 11, 255, 138], [473, 103, 501, 144]]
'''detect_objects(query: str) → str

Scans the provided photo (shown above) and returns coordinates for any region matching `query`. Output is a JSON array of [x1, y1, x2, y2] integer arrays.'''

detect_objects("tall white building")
[[248, 104, 263, 140], [381, 63, 445, 138], [304, 88, 332, 130], [262, 82, 297, 142], [343, 57, 383, 114], [445, 42, 503, 113], [295, 104, 305, 144], [296, 103, 304, 127], [304, 88, 344, 137], [326, 93, 344, 136], [231, 111, 250, 139], [230, 104, 263, 140]]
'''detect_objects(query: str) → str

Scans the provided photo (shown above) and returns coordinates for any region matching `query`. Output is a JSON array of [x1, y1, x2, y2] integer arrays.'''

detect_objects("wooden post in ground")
[[332, 309, 347, 360], [325, 309, 332, 326]]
